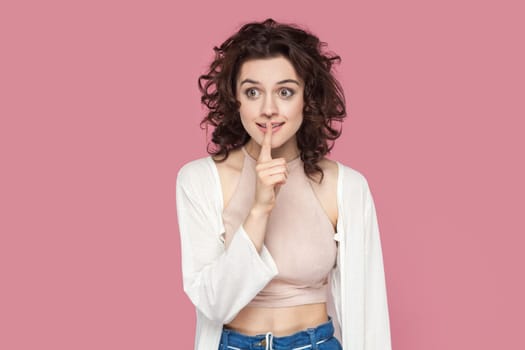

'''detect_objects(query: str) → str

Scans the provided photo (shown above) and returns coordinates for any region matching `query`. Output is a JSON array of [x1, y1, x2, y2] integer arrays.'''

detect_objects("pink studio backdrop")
[[1, 0, 524, 349]]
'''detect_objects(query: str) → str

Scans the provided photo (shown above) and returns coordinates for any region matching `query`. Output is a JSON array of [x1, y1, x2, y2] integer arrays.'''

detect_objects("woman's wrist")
[[249, 204, 272, 218], [242, 205, 271, 254]]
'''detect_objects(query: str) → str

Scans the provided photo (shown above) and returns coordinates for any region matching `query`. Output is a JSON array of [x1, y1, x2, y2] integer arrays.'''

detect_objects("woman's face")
[[235, 55, 304, 156]]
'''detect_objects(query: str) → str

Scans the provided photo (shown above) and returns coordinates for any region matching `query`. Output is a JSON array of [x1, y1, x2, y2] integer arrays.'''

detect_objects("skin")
[[213, 55, 339, 336]]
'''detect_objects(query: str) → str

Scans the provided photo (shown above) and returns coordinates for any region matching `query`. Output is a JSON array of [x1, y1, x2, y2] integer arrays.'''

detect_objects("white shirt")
[[175, 155, 392, 350]]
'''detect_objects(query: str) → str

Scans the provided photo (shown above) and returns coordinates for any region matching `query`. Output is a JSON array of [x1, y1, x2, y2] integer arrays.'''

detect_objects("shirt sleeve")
[[363, 179, 392, 349], [175, 164, 278, 324]]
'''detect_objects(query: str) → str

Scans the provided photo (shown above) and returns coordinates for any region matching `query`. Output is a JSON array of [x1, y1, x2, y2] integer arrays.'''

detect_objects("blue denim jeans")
[[219, 316, 342, 350]]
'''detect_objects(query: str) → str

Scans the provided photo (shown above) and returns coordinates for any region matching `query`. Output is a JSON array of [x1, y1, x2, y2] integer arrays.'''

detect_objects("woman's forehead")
[[237, 56, 302, 85]]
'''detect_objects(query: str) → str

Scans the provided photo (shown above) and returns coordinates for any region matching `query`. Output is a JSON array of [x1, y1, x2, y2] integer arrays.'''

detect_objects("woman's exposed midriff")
[[223, 302, 329, 337]]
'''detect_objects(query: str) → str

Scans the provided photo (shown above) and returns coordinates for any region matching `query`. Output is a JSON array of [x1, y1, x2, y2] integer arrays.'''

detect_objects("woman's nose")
[[261, 94, 278, 117]]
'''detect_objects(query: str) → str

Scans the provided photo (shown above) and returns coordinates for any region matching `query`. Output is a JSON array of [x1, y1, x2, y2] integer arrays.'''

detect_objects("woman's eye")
[[245, 88, 259, 98], [279, 88, 294, 98]]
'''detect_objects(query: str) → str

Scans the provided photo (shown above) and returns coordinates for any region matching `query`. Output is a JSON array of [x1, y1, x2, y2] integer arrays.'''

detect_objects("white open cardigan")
[[175, 155, 392, 350]]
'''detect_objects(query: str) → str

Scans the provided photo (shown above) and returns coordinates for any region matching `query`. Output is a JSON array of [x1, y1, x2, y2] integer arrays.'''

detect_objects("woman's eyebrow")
[[239, 78, 300, 86]]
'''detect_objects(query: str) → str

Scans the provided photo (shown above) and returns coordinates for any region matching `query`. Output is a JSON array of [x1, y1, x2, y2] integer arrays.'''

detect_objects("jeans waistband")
[[220, 316, 335, 350]]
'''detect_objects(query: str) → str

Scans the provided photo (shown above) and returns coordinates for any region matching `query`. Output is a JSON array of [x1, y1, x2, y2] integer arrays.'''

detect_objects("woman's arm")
[[176, 163, 278, 324]]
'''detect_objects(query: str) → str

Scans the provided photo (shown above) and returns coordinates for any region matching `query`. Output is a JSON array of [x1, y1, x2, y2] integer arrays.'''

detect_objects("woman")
[[176, 18, 392, 350]]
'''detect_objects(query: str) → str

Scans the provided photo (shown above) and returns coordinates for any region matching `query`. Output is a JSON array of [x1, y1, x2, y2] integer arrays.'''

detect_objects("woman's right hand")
[[253, 121, 289, 213]]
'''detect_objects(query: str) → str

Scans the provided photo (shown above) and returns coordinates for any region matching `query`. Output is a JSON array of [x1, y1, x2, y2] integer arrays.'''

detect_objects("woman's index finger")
[[258, 121, 273, 161]]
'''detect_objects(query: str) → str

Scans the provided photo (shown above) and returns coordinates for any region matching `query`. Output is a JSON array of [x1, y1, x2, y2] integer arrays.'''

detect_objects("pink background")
[[1, 0, 524, 349]]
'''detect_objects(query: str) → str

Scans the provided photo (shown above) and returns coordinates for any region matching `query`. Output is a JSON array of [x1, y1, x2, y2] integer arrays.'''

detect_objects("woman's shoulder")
[[177, 149, 244, 186], [317, 157, 338, 173], [211, 147, 244, 173], [323, 157, 370, 191], [176, 155, 215, 187]]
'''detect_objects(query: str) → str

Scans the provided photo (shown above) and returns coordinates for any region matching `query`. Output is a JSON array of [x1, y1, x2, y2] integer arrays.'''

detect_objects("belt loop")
[[307, 329, 318, 350], [222, 328, 230, 348]]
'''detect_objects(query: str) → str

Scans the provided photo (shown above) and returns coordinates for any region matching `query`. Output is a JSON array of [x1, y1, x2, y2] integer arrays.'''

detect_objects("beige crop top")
[[221, 146, 337, 308]]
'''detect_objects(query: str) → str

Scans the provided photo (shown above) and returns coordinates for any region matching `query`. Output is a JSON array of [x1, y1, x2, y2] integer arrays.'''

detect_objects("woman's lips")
[[256, 122, 285, 133]]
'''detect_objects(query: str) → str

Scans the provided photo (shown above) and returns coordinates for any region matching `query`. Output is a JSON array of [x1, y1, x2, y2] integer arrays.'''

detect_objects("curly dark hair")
[[198, 18, 347, 183]]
